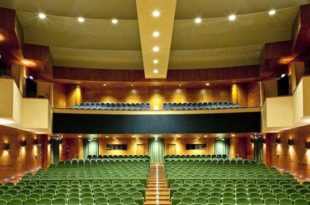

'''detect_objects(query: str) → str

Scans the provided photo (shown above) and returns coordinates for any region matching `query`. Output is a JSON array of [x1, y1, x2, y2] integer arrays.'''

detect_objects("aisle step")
[[144, 163, 171, 205]]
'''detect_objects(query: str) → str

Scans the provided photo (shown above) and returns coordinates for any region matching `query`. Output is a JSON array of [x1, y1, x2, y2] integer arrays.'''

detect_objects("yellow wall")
[[294, 79, 304, 123], [0, 78, 22, 124], [22, 98, 51, 131], [265, 97, 294, 128], [263, 76, 310, 132], [0, 79, 14, 119], [303, 76, 310, 117]]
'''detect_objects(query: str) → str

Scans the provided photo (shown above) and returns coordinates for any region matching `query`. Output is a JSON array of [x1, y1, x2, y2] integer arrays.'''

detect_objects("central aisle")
[[144, 163, 171, 205]]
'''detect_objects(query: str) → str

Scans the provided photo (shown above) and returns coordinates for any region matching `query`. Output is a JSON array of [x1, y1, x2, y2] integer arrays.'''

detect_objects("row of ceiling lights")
[[37, 8, 277, 24], [152, 10, 160, 74], [38, 12, 119, 24], [37, 10, 159, 74], [37, 8, 277, 75], [150, 9, 277, 74], [194, 9, 277, 24]]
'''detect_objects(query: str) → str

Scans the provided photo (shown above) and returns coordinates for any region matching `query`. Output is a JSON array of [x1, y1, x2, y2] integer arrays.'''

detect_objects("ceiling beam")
[[136, 0, 177, 79]]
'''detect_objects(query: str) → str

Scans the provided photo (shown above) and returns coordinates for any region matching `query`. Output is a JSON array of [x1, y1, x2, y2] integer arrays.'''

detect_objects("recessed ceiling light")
[[228, 14, 236, 21], [153, 69, 159, 74], [153, 31, 160, 38], [206, 83, 210, 86], [153, 59, 159, 64], [152, 46, 160, 52], [281, 73, 286, 78], [38, 12, 46, 20], [268, 9, 276, 16], [194, 17, 202, 24], [152, 10, 160, 17], [78, 17, 85, 23], [111, 18, 118, 24]]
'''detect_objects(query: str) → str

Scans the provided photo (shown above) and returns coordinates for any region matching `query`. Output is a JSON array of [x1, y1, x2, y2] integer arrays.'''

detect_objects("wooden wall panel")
[[66, 85, 82, 108], [230, 137, 251, 159], [164, 137, 214, 155], [0, 126, 41, 183], [52, 83, 66, 108], [267, 125, 310, 181], [53, 65, 260, 82], [60, 138, 81, 160], [99, 137, 149, 156], [247, 137, 254, 160], [56, 84, 258, 109], [247, 82, 261, 107], [57, 136, 256, 160]]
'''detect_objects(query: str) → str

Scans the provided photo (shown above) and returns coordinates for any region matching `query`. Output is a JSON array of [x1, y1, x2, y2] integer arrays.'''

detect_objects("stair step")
[[145, 196, 170, 200], [144, 201, 171, 205], [144, 163, 171, 205]]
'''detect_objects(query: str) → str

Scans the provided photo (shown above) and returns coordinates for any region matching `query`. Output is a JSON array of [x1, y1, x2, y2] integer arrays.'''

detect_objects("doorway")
[[148, 138, 164, 162]]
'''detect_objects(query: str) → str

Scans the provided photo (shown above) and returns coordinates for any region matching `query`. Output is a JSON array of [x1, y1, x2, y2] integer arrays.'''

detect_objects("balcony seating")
[[163, 101, 241, 110], [73, 102, 151, 111]]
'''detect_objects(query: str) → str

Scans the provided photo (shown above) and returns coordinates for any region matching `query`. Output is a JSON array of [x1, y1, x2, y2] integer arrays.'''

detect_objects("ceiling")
[[0, 0, 308, 77]]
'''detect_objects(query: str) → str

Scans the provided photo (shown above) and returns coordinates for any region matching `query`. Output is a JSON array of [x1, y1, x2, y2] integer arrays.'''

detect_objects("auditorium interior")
[[0, 0, 310, 205]]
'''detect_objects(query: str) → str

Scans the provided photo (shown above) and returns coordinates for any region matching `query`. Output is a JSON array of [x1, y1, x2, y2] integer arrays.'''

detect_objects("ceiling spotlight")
[[38, 12, 46, 20], [153, 69, 159, 74], [152, 46, 160, 52], [78, 17, 85, 23], [111, 18, 118, 24], [268, 9, 276, 16], [153, 59, 159, 64], [228, 14, 236, 21], [153, 31, 160, 38], [194, 17, 202, 24], [205, 83, 210, 86], [152, 10, 160, 17], [281, 73, 286, 78]]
